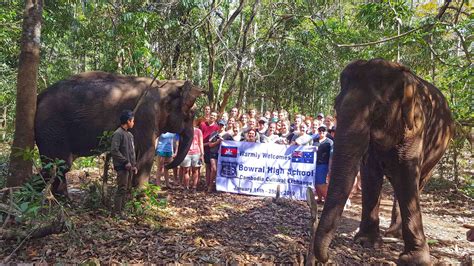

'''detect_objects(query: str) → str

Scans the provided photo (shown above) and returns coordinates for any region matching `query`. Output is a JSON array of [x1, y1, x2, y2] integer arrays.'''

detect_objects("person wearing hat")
[[316, 112, 324, 123], [257, 117, 268, 138], [111, 110, 138, 217], [313, 125, 333, 204]]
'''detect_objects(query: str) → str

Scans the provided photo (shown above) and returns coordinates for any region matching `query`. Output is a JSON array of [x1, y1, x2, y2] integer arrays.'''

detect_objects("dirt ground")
[[1, 170, 473, 264]]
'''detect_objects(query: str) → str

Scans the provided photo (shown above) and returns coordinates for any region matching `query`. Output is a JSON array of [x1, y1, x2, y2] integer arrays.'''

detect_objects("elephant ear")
[[401, 80, 423, 133], [180, 81, 202, 113]]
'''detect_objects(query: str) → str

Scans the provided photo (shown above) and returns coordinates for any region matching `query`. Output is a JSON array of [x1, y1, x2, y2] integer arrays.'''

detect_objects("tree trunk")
[[7, 0, 43, 187], [219, 0, 260, 114], [171, 43, 181, 79]]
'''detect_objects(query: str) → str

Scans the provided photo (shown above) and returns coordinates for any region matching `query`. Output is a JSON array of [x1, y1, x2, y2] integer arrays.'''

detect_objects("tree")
[[7, 0, 43, 187]]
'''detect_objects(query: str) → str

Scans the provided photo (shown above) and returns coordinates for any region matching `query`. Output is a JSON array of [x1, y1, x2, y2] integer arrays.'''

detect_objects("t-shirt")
[[199, 121, 220, 143], [157, 132, 176, 153], [262, 134, 280, 143], [209, 131, 224, 154], [291, 133, 313, 146], [188, 128, 203, 155], [315, 138, 333, 165]]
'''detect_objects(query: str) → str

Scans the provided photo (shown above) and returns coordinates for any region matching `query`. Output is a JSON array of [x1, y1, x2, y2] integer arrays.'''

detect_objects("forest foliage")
[[0, 0, 472, 188]]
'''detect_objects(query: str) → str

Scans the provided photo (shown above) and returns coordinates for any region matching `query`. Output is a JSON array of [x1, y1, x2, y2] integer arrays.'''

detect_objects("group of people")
[[110, 106, 358, 217], [154, 106, 339, 199]]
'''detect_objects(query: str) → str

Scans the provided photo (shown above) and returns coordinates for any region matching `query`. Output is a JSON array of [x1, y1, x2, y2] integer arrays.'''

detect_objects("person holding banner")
[[245, 128, 258, 142], [314, 125, 333, 203], [200, 111, 220, 192], [206, 119, 227, 192]]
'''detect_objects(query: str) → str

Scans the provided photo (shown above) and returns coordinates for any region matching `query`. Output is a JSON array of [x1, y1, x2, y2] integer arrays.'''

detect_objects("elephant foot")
[[354, 230, 382, 248], [398, 248, 431, 265], [385, 224, 403, 239]]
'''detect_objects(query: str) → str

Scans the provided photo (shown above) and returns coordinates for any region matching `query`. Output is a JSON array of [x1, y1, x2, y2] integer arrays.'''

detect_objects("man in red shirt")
[[195, 105, 211, 126], [199, 111, 219, 191]]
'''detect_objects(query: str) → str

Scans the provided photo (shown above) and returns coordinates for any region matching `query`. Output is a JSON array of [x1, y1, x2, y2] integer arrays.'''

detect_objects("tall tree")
[[7, 0, 43, 187]]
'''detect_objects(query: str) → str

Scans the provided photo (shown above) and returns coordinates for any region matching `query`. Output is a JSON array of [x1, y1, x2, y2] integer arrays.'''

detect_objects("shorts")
[[180, 154, 201, 168], [157, 151, 172, 158], [204, 152, 218, 164], [315, 164, 329, 185]]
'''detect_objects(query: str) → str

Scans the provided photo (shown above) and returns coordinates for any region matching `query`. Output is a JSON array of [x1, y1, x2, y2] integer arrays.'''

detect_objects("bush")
[[126, 183, 167, 217]]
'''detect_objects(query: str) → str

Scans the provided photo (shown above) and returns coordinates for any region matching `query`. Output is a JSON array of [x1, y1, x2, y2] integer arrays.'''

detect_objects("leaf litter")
[[0, 175, 472, 264]]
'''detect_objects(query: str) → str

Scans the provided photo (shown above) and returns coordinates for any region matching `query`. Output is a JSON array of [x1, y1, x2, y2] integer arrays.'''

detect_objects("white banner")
[[216, 140, 316, 200]]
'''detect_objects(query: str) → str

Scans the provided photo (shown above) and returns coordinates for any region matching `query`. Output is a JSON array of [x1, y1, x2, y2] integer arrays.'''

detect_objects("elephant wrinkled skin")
[[35, 71, 201, 194], [313, 59, 454, 265]]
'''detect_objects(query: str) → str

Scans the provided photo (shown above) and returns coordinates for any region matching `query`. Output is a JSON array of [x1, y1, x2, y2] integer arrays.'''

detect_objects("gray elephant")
[[35, 71, 201, 193], [313, 59, 454, 265]]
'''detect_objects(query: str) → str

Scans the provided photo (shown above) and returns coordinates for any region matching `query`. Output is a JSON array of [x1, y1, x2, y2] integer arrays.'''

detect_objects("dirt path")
[[1, 178, 472, 264]]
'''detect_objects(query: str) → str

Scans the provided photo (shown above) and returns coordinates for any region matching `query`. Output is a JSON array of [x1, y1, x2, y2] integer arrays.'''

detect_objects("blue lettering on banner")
[[216, 140, 316, 201]]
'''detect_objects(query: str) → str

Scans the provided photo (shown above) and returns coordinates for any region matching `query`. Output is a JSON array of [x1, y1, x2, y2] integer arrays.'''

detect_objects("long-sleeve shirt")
[[111, 127, 136, 170]]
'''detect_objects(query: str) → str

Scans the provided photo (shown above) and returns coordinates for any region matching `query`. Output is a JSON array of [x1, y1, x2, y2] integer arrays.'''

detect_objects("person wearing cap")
[[316, 112, 324, 123], [313, 125, 333, 204], [257, 117, 268, 137], [111, 110, 137, 217]]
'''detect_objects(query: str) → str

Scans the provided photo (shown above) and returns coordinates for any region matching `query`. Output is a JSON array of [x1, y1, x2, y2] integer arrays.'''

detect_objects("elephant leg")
[[385, 195, 402, 238], [389, 160, 430, 265], [354, 153, 384, 248], [39, 150, 73, 197], [386, 167, 435, 239], [133, 145, 155, 188]]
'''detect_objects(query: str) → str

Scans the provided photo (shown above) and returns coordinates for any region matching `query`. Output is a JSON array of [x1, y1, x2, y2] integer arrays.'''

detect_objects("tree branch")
[[334, 0, 452, 48], [219, 0, 246, 40], [219, 0, 260, 113], [424, 40, 461, 67], [337, 27, 424, 48], [452, 1, 465, 24]]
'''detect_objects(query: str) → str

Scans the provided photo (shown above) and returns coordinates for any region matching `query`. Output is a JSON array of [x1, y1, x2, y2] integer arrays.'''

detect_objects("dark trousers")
[[113, 169, 132, 215]]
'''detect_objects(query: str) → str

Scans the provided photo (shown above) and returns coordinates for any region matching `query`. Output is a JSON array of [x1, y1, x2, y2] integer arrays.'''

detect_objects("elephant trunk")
[[165, 126, 193, 169], [314, 129, 369, 262]]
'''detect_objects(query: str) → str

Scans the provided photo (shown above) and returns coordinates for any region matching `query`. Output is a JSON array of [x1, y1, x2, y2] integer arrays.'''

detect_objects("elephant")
[[313, 59, 454, 265], [35, 71, 201, 194]]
